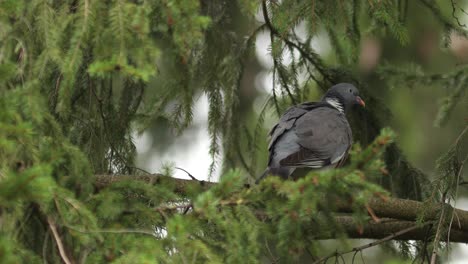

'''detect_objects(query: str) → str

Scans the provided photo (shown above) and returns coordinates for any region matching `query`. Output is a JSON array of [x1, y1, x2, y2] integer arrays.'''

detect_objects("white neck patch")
[[325, 97, 344, 113]]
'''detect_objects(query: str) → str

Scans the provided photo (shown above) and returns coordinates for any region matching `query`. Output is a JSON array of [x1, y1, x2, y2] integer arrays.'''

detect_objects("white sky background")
[[133, 95, 216, 181], [133, 11, 468, 262]]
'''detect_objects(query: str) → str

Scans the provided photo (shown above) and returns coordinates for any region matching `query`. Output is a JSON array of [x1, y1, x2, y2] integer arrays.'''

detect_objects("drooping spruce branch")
[[419, 0, 468, 37], [261, 0, 333, 84]]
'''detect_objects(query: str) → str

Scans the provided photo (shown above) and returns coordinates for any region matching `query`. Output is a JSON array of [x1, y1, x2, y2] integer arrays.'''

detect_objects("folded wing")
[[269, 105, 352, 169]]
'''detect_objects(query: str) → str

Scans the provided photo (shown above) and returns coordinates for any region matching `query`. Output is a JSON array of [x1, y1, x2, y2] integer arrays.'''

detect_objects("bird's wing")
[[267, 103, 320, 166], [278, 107, 352, 168]]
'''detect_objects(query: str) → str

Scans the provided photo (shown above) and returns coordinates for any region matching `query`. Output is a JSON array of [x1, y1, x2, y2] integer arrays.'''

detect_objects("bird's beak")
[[356, 96, 365, 107]]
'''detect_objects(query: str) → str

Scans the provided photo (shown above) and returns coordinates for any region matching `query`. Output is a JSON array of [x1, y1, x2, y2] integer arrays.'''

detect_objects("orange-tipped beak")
[[356, 96, 365, 107]]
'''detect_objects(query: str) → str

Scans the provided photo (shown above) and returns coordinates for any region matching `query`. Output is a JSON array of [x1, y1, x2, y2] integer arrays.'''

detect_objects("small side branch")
[[419, 0, 468, 36], [175, 167, 199, 181], [47, 217, 74, 264], [450, 0, 467, 28], [314, 219, 433, 264], [430, 201, 446, 264]]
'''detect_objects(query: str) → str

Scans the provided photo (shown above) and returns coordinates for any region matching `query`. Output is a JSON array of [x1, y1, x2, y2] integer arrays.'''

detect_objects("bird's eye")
[[349, 89, 352, 93]]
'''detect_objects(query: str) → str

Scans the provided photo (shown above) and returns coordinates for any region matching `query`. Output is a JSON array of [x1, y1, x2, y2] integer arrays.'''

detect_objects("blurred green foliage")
[[0, 0, 467, 263]]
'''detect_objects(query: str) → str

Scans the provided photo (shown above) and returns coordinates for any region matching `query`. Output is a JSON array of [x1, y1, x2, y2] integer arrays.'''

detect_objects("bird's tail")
[[255, 167, 294, 184]]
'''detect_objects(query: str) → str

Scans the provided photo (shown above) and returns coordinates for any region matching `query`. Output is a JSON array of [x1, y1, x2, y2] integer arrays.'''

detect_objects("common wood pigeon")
[[257, 83, 365, 182]]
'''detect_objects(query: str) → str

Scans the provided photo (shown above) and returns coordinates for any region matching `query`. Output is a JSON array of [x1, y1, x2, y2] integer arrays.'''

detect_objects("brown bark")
[[328, 217, 468, 243], [94, 174, 468, 243], [336, 197, 468, 234]]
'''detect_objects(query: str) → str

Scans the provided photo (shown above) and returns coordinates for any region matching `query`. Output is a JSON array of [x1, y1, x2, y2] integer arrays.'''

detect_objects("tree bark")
[[328, 217, 467, 243], [94, 174, 468, 243]]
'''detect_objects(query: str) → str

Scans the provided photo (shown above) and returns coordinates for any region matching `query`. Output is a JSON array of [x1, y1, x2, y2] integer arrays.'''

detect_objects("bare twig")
[[175, 167, 199, 181], [42, 231, 50, 264], [419, 0, 468, 36], [365, 204, 381, 223], [450, 0, 466, 28], [446, 126, 468, 254], [454, 125, 468, 145], [430, 192, 447, 264], [314, 221, 433, 264], [47, 217, 73, 264], [354, 223, 430, 252]]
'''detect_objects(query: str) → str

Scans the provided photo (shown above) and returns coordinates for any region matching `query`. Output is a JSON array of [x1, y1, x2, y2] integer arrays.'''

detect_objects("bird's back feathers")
[[265, 102, 352, 179]]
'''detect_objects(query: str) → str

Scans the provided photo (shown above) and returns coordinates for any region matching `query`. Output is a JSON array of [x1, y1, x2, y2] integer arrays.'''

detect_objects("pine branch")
[[93, 174, 216, 192], [93, 174, 468, 241]]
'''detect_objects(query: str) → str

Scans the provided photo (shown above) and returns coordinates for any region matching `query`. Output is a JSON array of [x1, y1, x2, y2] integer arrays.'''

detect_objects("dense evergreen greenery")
[[0, 0, 467, 263]]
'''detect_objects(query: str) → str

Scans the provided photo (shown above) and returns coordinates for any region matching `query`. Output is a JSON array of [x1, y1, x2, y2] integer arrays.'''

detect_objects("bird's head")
[[322, 83, 365, 113]]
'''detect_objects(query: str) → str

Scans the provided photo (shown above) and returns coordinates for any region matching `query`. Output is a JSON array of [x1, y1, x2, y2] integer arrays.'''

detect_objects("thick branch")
[[335, 197, 468, 233], [94, 174, 215, 192], [94, 174, 468, 242], [313, 217, 466, 264], [327, 217, 467, 243]]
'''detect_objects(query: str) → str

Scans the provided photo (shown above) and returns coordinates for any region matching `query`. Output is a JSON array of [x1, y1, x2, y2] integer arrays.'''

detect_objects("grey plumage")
[[257, 83, 365, 182]]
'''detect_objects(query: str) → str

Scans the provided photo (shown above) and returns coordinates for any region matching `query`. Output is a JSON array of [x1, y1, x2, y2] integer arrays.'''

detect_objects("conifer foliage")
[[0, 0, 467, 263]]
